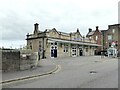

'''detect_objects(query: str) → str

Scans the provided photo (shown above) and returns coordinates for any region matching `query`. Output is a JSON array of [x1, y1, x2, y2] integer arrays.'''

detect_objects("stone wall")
[[1, 49, 20, 72], [1, 49, 38, 72], [20, 52, 38, 70]]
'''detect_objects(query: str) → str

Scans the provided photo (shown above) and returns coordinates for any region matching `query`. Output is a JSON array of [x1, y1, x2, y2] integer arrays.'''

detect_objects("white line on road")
[[1, 64, 61, 86]]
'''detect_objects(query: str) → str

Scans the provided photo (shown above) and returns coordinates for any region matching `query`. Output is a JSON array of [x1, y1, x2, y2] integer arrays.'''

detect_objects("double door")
[[51, 46, 57, 58], [72, 47, 77, 57]]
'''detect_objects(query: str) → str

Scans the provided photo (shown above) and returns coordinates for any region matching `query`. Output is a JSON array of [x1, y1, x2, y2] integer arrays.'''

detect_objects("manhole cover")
[[94, 61, 100, 62], [89, 71, 97, 74]]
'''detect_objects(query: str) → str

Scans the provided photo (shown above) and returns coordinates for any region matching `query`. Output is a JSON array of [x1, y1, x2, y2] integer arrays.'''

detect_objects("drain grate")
[[89, 71, 97, 74]]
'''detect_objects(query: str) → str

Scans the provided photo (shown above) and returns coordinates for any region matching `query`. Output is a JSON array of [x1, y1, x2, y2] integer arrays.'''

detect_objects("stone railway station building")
[[26, 23, 101, 59]]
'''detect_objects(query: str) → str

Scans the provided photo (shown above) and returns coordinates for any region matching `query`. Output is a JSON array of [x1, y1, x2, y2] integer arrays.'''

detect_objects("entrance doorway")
[[72, 47, 77, 57], [79, 48, 83, 56], [54, 47, 57, 58], [51, 46, 57, 58]]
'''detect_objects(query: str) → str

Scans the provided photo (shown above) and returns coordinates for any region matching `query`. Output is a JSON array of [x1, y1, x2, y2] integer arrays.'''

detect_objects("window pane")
[[96, 36, 98, 40], [51, 43, 53, 45], [55, 42, 57, 45], [112, 29, 115, 33], [108, 35, 112, 40], [66, 50, 68, 52]]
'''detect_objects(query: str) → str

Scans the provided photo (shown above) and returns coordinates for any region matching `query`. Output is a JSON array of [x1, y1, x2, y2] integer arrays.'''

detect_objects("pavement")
[[1, 58, 57, 83]]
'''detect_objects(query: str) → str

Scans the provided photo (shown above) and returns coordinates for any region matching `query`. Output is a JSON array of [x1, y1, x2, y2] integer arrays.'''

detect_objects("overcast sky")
[[0, 0, 119, 48]]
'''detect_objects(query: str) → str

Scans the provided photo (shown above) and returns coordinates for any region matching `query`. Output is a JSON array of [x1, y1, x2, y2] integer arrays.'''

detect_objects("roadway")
[[3, 56, 118, 88]]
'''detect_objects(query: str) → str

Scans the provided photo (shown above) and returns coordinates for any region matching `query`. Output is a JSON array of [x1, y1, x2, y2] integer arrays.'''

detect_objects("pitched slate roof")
[[86, 31, 95, 36]]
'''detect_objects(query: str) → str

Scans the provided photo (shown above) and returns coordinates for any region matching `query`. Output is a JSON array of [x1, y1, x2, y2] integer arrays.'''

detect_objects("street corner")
[[1, 63, 60, 86]]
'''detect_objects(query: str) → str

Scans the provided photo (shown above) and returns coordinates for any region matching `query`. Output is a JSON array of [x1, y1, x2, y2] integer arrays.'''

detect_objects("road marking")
[[52, 65, 61, 74]]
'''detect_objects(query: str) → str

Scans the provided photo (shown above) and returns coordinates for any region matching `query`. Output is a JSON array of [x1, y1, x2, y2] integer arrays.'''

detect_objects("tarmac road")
[[3, 56, 118, 88]]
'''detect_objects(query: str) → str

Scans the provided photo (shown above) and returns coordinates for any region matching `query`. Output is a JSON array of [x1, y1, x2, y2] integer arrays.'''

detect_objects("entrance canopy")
[[48, 38, 101, 47]]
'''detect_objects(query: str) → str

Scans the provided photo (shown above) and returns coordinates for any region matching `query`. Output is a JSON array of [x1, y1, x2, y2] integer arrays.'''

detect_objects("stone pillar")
[[69, 43, 72, 57], [31, 52, 39, 67], [77, 45, 79, 56], [82, 46, 85, 56]]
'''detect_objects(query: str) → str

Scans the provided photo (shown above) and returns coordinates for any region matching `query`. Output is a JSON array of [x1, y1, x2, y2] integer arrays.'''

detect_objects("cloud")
[[0, 0, 119, 43], [1, 12, 30, 40]]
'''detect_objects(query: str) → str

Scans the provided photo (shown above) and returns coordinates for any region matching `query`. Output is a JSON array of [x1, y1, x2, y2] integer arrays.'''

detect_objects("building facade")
[[118, 24, 120, 55], [26, 23, 101, 59], [101, 24, 120, 51], [101, 30, 108, 50], [86, 26, 102, 54]]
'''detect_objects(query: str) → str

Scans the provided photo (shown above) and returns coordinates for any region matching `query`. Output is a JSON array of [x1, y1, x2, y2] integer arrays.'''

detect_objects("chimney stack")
[[34, 23, 39, 34], [89, 28, 92, 32], [96, 26, 99, 30], [77, 28, 79, 32], [34, 23, 39, 31]]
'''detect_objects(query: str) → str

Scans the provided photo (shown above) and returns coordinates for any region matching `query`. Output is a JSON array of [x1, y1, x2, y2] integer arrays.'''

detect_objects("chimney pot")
[[89, 28, 92, 32]]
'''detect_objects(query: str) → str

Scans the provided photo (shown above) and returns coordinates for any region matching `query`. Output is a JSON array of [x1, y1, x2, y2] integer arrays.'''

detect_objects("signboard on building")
[[112, 42, 116, 46], [72, 38, 82, 41]]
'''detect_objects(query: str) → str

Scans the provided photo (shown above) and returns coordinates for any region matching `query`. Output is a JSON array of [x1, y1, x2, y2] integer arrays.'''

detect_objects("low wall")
[[20, 52, 38, 70], [1, 49, 20, 72], [1, 49, 39, 72]]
